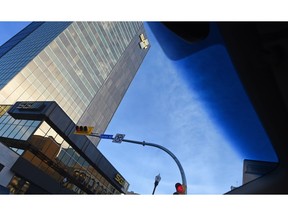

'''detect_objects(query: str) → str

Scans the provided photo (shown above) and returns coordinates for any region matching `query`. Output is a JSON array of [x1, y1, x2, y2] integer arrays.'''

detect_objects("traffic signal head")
[[74, 125, 94, 135], [174, 182, 185, 194], [76, 126, 87, 132]]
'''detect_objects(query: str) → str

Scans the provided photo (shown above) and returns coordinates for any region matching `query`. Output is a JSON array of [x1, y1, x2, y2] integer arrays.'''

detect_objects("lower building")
[[226, 159, 279, 194], [0, 101, 129, 194], [242, 159, 278, 185]]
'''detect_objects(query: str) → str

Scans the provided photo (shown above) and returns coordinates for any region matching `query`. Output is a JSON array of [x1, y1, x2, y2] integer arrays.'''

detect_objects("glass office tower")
[[0, 22, 150, 194], [0, 22, 149, 140]]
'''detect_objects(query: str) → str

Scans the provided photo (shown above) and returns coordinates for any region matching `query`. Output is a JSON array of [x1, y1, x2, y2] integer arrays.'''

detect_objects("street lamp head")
[[155, 173, 161, 183], [152, 174, 161, 195]]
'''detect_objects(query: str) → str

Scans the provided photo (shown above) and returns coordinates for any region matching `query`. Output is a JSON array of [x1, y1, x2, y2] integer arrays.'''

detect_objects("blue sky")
[[97, 22, 278, 195], [0, 22, 278, 195]]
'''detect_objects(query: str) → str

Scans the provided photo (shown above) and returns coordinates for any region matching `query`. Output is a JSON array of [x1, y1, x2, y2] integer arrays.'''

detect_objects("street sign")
[[113, 133, 125, 143], [100, 134, 114, 139]]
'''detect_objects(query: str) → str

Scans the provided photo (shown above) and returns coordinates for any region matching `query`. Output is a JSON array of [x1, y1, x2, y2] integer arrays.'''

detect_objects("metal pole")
[[89, 133, 187, 194], [121, 138, 187, 194], [152, 183, 157, 195]]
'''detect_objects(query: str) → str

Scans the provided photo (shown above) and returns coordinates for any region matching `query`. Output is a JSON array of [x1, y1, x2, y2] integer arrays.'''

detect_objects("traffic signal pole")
[[88, 132, 187, 194]]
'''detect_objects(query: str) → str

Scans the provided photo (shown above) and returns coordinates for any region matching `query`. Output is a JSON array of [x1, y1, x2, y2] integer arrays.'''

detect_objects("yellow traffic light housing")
[[74, 125, 94, 135]]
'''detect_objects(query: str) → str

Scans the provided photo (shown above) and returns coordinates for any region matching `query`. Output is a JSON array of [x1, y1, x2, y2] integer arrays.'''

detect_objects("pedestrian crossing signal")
[[74, 125, 94, 135]]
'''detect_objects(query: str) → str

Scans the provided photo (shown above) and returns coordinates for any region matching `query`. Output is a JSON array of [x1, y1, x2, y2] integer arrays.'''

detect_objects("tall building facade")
[[0, 22, 150, 194]]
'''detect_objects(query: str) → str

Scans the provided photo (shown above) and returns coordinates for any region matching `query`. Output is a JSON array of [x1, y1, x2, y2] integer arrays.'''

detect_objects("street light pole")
[[121, 138, 187, 194], [152, 174, 161, 195], [87, 132, 187, 194]]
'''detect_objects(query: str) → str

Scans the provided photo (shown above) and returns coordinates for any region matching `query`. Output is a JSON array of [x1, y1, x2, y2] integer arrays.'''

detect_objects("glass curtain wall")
[[0, 106, 120, 194]]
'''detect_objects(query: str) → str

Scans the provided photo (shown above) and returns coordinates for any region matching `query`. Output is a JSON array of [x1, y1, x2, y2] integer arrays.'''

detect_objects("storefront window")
[[25, 121, 118, 194]]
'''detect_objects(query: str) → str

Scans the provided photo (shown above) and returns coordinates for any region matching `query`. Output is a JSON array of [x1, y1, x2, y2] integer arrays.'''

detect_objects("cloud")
[[149, 59, 244, 194]]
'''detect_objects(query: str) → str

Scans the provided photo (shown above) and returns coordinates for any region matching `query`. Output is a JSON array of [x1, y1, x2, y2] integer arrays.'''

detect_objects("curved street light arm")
[[122, 138, 187, 194], [88, 132, 187, 194]]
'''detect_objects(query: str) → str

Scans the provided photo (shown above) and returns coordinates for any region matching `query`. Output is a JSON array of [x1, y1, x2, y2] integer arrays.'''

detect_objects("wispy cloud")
[[154, 59, 243, 194]]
